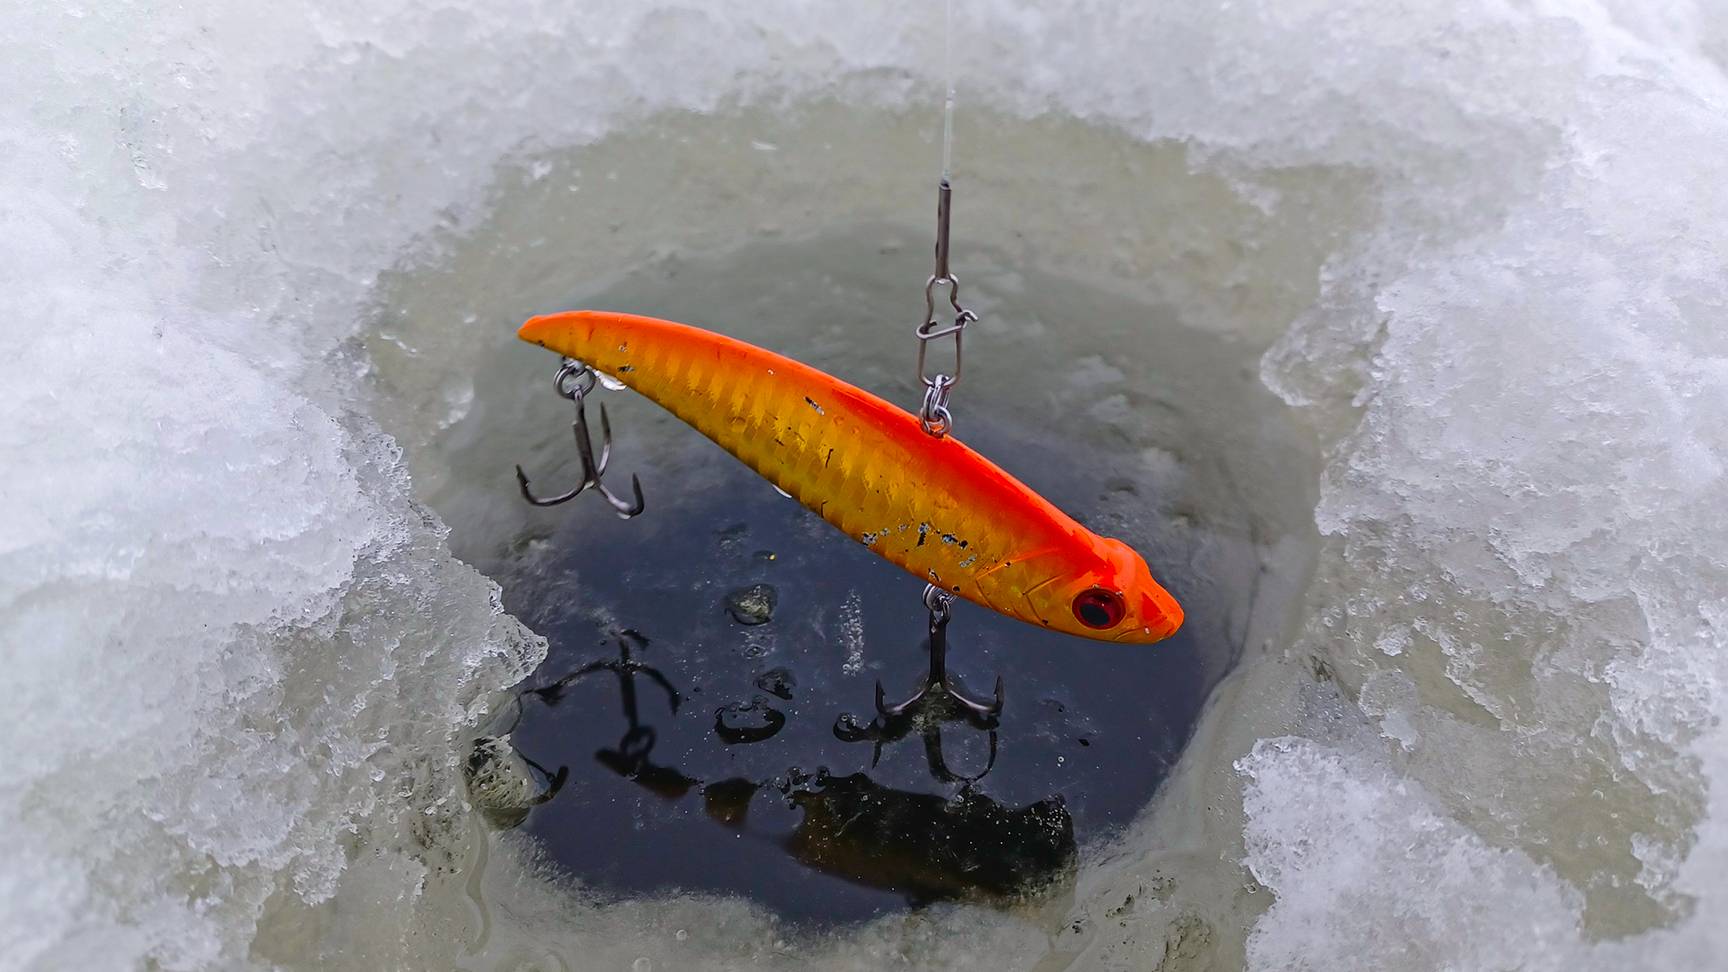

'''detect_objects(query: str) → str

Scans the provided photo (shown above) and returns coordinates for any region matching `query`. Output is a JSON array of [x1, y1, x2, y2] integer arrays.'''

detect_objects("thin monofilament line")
[[941, 0, 955, 182]]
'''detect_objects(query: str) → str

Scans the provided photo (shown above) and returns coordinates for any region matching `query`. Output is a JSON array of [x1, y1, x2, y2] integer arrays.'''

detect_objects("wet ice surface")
[[490, 412, 1211, 924]]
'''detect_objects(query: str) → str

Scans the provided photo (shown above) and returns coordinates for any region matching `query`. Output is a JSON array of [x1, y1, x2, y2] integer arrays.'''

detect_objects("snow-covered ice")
[[5, 0, 1728, 968]]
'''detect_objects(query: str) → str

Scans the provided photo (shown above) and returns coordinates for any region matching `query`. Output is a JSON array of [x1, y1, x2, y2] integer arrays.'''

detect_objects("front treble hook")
[[515, 357, 645, 518]]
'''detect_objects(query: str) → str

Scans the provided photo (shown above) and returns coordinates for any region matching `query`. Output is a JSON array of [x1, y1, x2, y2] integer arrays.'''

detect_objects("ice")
[[1241, 736, 1589, 972], [1240, 10, 1728, 971], [8, 0, 1728, 968]]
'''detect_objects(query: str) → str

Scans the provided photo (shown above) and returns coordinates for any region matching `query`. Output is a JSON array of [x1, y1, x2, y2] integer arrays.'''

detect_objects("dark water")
[[483, 410, 1216, 925]]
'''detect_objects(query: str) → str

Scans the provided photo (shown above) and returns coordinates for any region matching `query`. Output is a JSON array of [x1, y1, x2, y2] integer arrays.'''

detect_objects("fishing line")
[[914, 0, 976, 443], [941, 0, 955, 182]]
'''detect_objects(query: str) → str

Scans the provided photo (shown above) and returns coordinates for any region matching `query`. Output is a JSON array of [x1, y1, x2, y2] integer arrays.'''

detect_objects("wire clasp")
[[915, 179, 978, 438]]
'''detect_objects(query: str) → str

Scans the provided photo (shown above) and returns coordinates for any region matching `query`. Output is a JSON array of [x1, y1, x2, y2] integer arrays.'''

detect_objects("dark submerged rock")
[[725, 583, 778, 625], [753, 666, 796, 700]]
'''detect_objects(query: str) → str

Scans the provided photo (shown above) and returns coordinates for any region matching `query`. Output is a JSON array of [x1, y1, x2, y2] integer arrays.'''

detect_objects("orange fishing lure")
[[519, 311, 1183, 643]]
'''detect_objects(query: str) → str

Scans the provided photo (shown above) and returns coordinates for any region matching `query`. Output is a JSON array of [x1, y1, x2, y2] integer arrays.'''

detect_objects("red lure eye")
[[1072, 588, 1126, 630]]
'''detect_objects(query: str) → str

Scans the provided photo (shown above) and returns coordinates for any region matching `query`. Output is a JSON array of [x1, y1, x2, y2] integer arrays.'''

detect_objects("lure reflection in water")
[[474, 634, 1078, 910], [706, 773, 1076, 907]]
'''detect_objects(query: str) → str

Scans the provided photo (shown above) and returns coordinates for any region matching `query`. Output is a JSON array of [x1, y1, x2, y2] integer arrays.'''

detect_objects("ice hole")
[[366, 103, 1323, 932]]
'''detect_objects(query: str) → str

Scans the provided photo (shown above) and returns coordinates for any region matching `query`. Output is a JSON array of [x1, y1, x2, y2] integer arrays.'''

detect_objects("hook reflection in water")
[[834, 590, 1004, 783], [531, 628, 692, 795]]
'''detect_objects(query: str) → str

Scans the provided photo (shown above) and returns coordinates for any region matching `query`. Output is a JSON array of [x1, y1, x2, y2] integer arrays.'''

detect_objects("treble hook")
[[515, 357, 645, 518], [833, 584, 1004, 783]]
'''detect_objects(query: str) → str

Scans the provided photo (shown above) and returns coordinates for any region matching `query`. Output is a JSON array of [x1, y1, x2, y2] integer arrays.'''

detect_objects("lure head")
[[1029, 537, 1183, 644]]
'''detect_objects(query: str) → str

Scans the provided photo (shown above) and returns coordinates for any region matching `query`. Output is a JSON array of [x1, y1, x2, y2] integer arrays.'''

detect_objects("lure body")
[[519, 311, 1182, 643]]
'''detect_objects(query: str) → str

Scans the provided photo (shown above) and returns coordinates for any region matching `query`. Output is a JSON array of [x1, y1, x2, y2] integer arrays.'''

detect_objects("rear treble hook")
[[514, 357, 645, 518]]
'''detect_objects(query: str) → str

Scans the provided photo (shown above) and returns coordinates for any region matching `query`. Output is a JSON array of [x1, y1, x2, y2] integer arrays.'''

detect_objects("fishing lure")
[[519, 311, 1183, 644]]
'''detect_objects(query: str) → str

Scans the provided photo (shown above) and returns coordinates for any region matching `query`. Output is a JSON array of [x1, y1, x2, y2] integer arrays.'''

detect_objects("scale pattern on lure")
[[519, 311, 1183, 643]]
